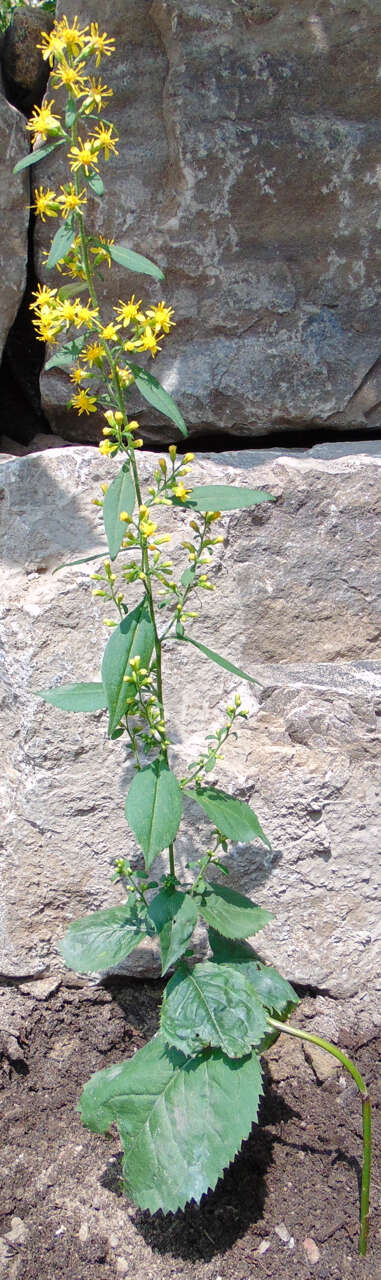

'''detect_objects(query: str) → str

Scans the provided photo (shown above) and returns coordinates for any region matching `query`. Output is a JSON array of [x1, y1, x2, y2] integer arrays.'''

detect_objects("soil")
[[1, 977, 380, 1280]]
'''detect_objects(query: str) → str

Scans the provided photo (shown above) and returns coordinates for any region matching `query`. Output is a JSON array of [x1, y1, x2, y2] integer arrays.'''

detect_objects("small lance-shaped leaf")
[[208, 930, 299, 1018], [52, 551, 107, 574], [109, 243, 164, 281], [148, 888, 198, 974], [45, 336, 85, 371], [129, 365, 188, 437], [178, 633, 260, 685], [198, 883, 273, 940], [103, 462, 135, 560], [161, 961, 268, 1058], [13, 138, 65, 174], [101, 600, 154, 736], [35, 681, 107, 712], [46, 221, 75, 270], [185, 785, 270, 848], [60, 903, 149, 974], [79, 1031, 263, 1213], [172, 485, 274, 512], [125, 761, 183, 870]]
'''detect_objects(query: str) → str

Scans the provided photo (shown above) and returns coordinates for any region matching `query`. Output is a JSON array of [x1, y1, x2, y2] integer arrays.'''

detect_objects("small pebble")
[[78, 1223, 89, 1243], [116, 1260, 129, 1276], [275, 1223, 291, 1243], [5, 1218, 28, 1245], [256, 1239, 271, 1255], [303, 1237, 320, 1264]]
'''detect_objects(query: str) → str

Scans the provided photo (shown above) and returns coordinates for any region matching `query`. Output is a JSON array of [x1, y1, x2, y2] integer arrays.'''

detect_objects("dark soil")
[[1, 978, 380, 1280]]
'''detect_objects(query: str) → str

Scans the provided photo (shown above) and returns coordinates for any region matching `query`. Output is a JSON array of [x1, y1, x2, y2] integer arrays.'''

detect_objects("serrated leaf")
[[46, 221, 75, 270], [45, 335, 85, 371], [148, 888, 198, 974], [129, 365, 187, 436], [125, 761, 183, 869], [179, 634, 260, 685], [60, 902, 149, 973], [185, 785, 270, 848], [13, 138, 65, 174], [35, 681, 107, 712], [79, 1031, 263, 1212], [171, 485, 274, 512], [103, 462, 135, 560], [208, 931, 299, 1018], [101, 601, 154, 736], [198, 884, 273, 939], [161, 961, 268, 1058], [87, 172, 104, 196], [109, 243, 164, 281]]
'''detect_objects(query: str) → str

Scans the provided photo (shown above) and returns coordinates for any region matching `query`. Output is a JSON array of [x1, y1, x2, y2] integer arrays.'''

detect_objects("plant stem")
[[267, 1017, 371, 1256]]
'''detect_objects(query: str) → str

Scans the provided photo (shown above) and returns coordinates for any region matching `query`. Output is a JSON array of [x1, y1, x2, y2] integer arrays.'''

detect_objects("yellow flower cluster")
[[113, 297, 175, 360], [30, 284, 99, 344], [26, 17, 118, 179]]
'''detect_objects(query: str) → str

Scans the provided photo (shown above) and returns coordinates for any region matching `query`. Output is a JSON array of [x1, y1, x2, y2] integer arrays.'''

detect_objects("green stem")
[[267, 1017, 371, 1256]]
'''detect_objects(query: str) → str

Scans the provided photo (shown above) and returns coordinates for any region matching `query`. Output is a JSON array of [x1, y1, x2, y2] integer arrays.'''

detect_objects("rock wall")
[[33, 0, 381, 443], [1, 446, 380, 1009]]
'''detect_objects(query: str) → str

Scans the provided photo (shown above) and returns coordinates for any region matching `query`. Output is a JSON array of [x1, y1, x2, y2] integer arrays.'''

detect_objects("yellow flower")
[[33, 316, 62, 343], [173, 483, 191, 502], [57, 299, 79, 328], [99, 439, 115, 455], [51, 57, 86, 96], [81, 77, 113, 114], [89, 23, 115, 66], [69, 368, 84, 385], [37, 27, 68, 65], [73, 302, 99, 329], [114, 295, 145, 326], [116, 365, 135, 387], [71, 389, 98, 416], [146, 302, 175, 334], [99, 322, 120, 341], [55, 16, 88, 57], [140, 519, 158, 539], [68, 138, 100, 175], [26, 100, 63, 144], [135, 326, 162, 357], [56, 184, 87, 218], [32, 186, 59, 221], [30, 283, 58, 314], [92, 122, 118, 160], [82, 342, 104, 367]]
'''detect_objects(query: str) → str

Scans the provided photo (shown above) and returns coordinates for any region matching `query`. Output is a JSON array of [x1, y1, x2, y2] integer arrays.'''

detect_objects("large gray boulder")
[[0, 90, 29, 359], [0, 446, 380, 1009], [35, 0, 381, 443]]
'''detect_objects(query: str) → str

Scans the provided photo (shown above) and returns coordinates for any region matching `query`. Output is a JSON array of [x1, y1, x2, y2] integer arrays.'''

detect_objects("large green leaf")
[[172, 485, 274, 513], [125, 761, 183, 869], [79, 1031, 263, 1212], [35, 681, 107, 712], [109, 243, 164, 281], [185, 785, 270, 848], [46, 221, 75, 270], [161, 961, 268, 1058], [198, 883, 273, 939], [45, 336, 85, 371], [60, 903, 149, 973], [179, 634, 260, 685], [103, 462, 135, 560], [148, 888, 198, 974], [101, 601, 154, 736], [208, 931, 299, 1018], [13, 138, 65, 174], [130, 365, 188, 437]]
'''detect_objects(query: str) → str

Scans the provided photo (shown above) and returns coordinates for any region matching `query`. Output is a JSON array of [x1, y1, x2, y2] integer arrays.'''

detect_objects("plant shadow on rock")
[[99, 1064, 298, 1262]]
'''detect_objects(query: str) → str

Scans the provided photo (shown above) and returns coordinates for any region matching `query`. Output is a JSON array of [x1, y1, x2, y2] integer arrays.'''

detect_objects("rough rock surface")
[[0, 91, 29, 360], [35, 0, 381, 443], [0, 447, 380, 1007]]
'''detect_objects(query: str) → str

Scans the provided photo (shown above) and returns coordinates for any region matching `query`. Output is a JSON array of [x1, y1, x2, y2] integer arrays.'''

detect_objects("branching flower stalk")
[[15, 14, 371, 1254]]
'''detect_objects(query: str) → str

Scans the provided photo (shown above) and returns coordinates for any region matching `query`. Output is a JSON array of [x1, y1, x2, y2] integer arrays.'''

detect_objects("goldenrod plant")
[[14, 16, 371, 1252]]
